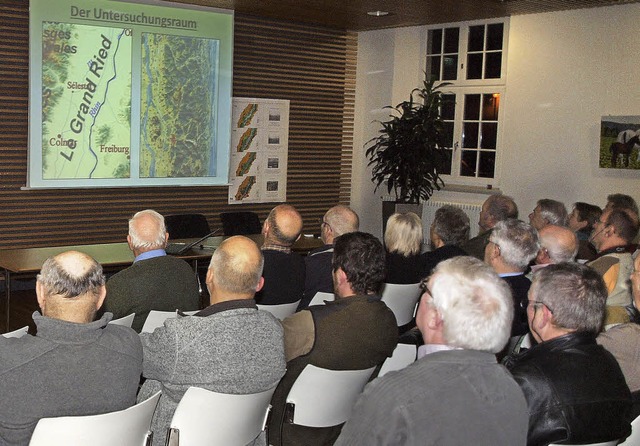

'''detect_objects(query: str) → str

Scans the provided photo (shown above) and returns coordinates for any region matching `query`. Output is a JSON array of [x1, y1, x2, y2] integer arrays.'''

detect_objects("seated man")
[[269, 232, 398, 446], [335, 257, 528, 445], [485, 219, 540, 336], [528, 198, 568, 231], [103, 209, 200, 332], [423, 204, 469, 277], [529, 224, 578, 276], [300, 205, 359, 309], [462, 194, 518, 260], [568, 202, 601, 262], [138, 236, 286, 446], [254, 204, 305, 305], [0, 251, 142, 445], [505, 263, 631, 446], [588, 207, 639, 325]]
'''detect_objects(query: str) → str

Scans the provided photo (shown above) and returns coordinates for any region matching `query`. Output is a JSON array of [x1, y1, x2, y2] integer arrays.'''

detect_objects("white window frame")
[[422, 18, 509, 188]]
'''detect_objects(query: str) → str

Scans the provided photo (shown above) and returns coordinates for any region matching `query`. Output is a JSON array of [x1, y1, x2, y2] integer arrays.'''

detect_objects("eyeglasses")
[[489, 240, 501, 255], [528, 299, 554, 314], [318, 218, 331, 231]]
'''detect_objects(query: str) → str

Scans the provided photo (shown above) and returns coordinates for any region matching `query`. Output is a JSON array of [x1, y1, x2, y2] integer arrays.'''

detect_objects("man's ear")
[[425, 305, 443, 331], [36, 281, 46, 313], [126, 235, 133, 250], [256, 276, 265, 293], [334, 267, 347, 286], [205, 268, 214, 288], [95, 285, 107, 310], [164, 232, 169, 243]]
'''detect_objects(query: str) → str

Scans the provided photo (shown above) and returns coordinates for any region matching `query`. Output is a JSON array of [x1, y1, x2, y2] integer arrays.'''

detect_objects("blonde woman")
[[384, 212, 427, 284]]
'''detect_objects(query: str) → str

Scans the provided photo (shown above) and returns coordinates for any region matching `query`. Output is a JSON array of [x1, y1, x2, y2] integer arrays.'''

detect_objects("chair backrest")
[[2, 326, 29, 338], [29, 391, 161, 446], [549, 441, 619, 446], [165, 214, 211, 239], [618, 413, 640, 445], [219, 211, 261, 236], [307, 292, 335, 307], [285, 364, 376, 428], [141, 310, 180, 334], [257, 301, 299, 320], [378, 343, 417, 377], [109, 313, 135, 328], [380, 282, 422, 326], [166, 385, 276, 446]]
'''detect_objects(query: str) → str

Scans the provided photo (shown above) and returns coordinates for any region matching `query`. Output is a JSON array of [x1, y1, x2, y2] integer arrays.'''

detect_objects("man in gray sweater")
[[0, 251, 143, 446], [138, 235, 286, 446]]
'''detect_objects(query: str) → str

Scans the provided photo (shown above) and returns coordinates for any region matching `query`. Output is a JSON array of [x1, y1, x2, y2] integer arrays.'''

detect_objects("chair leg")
[[165, 428, 179, 446]]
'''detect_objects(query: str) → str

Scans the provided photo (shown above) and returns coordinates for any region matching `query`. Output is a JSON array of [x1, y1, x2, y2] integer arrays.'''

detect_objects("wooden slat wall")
[[0, 2, 356, 248]]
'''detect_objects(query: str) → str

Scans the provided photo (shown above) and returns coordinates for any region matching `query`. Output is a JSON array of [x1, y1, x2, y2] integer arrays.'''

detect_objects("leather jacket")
[[505, 332, 632, 446]]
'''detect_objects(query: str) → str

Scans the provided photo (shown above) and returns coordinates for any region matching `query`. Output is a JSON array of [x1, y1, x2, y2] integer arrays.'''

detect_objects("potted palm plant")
[[366, 78, 451, 206]]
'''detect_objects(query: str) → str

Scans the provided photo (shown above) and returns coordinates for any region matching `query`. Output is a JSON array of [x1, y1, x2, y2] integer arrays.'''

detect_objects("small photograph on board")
[[266, 180, 279, 192], [600, 116, 640, 169], [267, 158, 279, 169]]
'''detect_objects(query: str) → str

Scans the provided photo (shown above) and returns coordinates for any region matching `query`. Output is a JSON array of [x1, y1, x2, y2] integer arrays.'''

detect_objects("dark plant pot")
[[382, 201, 424, 236]]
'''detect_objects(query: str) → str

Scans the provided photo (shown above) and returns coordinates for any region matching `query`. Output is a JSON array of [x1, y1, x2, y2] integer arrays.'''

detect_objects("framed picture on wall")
[[600, 116, 640, 170]]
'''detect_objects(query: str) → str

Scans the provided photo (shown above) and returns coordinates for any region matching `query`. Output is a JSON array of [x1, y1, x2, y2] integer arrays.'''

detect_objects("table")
[[0, 234, 323, 328]]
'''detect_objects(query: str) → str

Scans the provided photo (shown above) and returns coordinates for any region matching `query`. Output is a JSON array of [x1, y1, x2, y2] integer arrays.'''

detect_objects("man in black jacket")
[[505, 262, 632, 446]]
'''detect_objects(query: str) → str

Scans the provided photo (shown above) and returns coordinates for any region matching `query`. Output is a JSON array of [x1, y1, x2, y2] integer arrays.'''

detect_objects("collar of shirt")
[[499, 272, 524, 278], [417, 343, 461, 359], [262, 243, 291, 254], [134, 248, 166, 263], [194, 299, 257, 317]]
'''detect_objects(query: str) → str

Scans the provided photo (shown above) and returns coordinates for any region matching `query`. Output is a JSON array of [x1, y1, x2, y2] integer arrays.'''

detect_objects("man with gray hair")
[[530, 224, 578, 276], [104, 209, 200, 332], [300, 204, 359, 309], [0, 251, 142, 445], [529, 198, 568, 231], [138, 236, 286, 446], [462, 194, 518, 260], [505, 263, 631, 446], [485, 219, 540, 336], [335, 256, 528, 445]]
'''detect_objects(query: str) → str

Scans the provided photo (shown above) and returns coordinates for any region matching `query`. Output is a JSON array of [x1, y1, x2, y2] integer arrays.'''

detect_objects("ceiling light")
[[367, 10, 389, 17]]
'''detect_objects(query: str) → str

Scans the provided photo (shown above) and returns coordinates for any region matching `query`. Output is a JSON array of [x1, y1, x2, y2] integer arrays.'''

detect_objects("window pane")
[[441, 94, 456, 120], [442, 121, 454, 147], [464, 94, 480, 120], [440, 149, 453, 175], [466, 53, 483, 79], [468, 25, 484, 52], [479, 151, 496, 178], [461, 150, 477, 177], [484, 52, 502, 79], [428, 29, 443, 54], [427, 56, 441, 81], [486, 23, 504, 51], [442, 55, 458, 80], [482, 94, 499, 120], [443, 28, 459, 53], [463, 122, 479, 148], [481, 123, 497, 149]]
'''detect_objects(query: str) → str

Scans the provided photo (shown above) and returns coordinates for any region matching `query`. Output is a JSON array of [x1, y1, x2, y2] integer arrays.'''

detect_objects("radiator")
[[422, 200, 483, 248]]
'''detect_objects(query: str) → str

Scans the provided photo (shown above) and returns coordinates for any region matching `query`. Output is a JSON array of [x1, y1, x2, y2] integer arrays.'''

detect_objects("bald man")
[[300, 205, 359, 309], [138, 236, 286, 446], [104, 209, 200, 332], [255, 204, 306, 306], [0, 251, 142, 445]]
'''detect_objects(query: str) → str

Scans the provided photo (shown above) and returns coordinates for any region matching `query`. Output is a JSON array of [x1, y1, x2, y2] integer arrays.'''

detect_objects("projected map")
[[140, 34, 219, 178], [41, 22, 132, 179]]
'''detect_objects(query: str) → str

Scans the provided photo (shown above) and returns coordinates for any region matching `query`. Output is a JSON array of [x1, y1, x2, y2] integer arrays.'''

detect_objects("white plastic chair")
[[549, 441, 618, 446], [257, 301, 300, 320], [109, 313, 135, 328], [284, 364, 376, 428], [378, 343, 417, 377], [2, 326, 28, 338], [165, 385, 277, 446], [616, 413, 640, 445], [380, 283, 422, 326], [29, 391, 161, 446], [307, 292, 335, 307]]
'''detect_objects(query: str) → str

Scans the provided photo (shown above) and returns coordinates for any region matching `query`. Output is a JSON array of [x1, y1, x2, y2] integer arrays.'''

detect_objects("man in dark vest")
[[268, 231, 398, 446]]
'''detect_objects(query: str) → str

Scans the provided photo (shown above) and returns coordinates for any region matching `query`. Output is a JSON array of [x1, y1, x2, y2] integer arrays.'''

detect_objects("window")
[[426, 20, 508, 186]]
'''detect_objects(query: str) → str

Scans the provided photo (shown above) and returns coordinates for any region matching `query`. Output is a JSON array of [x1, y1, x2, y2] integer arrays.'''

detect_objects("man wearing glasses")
[[505, 263, 631, 446]]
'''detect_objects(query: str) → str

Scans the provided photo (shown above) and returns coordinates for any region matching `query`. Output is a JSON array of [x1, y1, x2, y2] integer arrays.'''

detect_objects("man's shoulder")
[[306, 244, 333, 260]]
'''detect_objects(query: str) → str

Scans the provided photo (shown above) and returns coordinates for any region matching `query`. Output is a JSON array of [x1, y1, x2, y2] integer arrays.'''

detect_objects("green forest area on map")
[[141, 34, 219, 178]]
